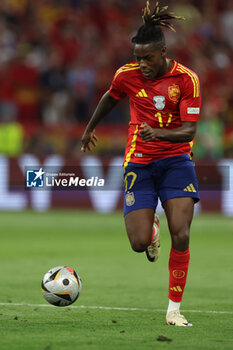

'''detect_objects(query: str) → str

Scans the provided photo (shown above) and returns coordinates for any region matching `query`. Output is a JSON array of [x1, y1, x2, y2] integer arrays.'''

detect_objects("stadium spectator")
[[0, 102, 23, 156]]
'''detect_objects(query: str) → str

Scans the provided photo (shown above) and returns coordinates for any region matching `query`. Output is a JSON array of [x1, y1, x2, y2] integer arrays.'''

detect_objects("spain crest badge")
[[168, 84, 181, 104], [125, 192, 135, 206]]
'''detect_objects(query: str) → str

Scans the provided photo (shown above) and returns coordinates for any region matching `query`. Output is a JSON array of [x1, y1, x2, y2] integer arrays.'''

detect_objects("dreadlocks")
[[132, 1, 185, 45]]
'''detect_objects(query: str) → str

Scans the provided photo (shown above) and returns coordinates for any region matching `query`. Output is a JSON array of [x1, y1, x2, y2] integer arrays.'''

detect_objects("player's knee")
[[178, 231, 189, 247], [172, 229, 190, 251], [125, 218, 152, 252], [129, 236, 149, 252]]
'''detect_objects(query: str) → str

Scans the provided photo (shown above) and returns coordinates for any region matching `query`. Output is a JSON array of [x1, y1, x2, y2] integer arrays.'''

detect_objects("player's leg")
[[124, 209, 160, 260], [157, 155, 199, 326], [124, 208, 154, 252], [163, 197, 194, 251], [123, 163, 160, 260], [163, 197, 194, 326]]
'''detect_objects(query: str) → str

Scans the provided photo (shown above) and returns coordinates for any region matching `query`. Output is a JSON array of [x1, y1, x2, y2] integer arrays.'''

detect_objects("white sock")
[[166, 299, 181, 315]]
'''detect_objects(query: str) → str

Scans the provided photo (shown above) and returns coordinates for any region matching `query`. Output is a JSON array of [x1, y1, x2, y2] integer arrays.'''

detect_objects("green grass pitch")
[[0, 210, 233, 350]]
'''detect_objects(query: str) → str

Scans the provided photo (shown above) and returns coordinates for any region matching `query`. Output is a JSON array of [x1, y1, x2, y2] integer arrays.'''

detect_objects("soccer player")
[[81, 1, 201, 327]]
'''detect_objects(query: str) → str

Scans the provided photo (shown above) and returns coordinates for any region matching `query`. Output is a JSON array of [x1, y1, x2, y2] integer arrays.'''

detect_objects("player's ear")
[[161, 46, 167, 57]]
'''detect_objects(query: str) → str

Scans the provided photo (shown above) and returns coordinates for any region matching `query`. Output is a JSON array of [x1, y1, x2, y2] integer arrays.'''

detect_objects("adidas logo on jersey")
[[136, 89, 148, 97], [183, 184, 196, 192]]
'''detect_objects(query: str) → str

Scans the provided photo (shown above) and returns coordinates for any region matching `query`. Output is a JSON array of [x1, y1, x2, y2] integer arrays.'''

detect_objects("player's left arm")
[[140, 121, 196, 143], [140, 72, 201, 143]]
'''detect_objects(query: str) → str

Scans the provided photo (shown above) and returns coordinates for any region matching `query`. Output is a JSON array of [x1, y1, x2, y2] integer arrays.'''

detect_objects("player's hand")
[[139, 123, 157, 142], [81, 129, 98, 152]]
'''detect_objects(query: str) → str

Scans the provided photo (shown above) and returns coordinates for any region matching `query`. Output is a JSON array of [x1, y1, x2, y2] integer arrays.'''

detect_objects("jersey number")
[[124, 172, 137, 192], [155, 112, 172, 127]]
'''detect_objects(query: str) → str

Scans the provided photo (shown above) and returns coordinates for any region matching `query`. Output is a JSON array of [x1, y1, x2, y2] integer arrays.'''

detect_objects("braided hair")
[[132, 1, 185, 45]]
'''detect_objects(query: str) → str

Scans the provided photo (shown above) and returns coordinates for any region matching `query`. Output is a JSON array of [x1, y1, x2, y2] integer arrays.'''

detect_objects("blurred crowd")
[[0, 0, 232, 159]]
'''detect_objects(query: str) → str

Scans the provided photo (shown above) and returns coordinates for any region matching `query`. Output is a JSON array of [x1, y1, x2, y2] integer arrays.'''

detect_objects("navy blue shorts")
[[123, 154, 200, 216]]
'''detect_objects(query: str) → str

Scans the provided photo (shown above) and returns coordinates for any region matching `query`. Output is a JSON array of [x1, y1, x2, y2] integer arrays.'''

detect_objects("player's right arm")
[[81, 91, 119, 152]]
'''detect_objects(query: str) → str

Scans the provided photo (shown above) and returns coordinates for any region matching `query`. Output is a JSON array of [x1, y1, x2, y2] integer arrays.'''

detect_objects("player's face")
[[133, 42, 167, 80]]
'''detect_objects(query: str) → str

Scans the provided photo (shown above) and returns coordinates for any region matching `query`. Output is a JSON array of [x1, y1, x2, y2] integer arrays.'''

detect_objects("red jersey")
[[109, 59, 201, 166]]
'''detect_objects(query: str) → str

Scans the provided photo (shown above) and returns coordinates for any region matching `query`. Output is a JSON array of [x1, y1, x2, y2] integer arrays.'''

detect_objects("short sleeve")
[[179, 73, 201, 122], [109, 71, 127, 100]]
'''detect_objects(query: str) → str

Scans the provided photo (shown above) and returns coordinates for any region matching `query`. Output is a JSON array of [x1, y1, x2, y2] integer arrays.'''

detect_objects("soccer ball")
[[41, 266, 82, 307]]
